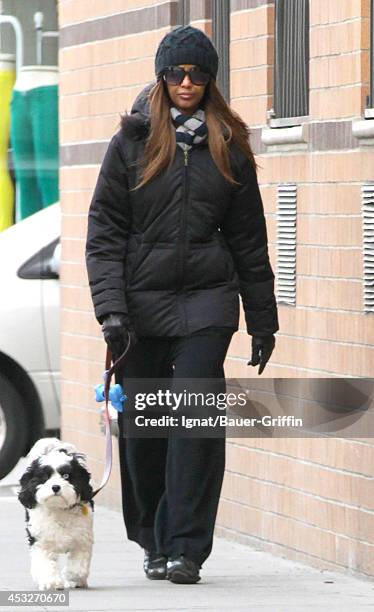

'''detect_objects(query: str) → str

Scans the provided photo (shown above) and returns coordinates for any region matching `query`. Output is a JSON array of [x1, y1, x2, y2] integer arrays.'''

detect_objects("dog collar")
[[68, 502, 89, 515]]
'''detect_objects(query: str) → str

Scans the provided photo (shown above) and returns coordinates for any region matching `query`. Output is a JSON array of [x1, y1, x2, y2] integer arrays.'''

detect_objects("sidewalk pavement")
[[1, 463, 374, 612]]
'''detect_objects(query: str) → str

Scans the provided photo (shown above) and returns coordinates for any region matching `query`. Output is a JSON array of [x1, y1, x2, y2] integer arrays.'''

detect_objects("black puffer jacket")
[[85, 82, 279, 338]]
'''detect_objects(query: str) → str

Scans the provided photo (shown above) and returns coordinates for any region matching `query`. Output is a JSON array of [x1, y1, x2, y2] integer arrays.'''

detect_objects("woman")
[[85, 25, 279, 584]]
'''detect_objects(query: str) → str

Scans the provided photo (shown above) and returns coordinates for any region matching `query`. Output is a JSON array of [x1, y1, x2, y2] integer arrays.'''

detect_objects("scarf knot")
[[170, 106, 208, 151]]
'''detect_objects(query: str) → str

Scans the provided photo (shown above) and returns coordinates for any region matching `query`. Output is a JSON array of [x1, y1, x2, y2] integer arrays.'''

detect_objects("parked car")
[[0, 203, 60, 478]]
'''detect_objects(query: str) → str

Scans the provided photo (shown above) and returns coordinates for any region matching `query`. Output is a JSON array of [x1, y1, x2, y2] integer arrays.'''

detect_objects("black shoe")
[[143, 549, 168, 580], [166, 554, 201, 584]]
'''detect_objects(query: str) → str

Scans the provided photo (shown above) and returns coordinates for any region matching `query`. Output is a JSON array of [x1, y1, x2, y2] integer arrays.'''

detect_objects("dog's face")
[[18, 449, 93, 510]]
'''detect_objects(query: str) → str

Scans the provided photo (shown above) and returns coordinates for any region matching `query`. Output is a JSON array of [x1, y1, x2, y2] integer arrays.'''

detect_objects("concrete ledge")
[[261, 123, 309, 151], [352, 117, 374, 146]]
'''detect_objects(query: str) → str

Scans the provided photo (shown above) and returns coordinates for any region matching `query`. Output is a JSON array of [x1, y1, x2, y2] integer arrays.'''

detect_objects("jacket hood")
[[120, 81, 155, 141]]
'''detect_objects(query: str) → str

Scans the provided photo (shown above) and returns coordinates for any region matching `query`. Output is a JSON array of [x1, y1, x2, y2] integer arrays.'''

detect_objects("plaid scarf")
[[170, 106, 208, 152]]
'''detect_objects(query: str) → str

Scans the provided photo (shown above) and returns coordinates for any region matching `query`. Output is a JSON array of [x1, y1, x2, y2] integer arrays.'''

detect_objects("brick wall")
[[218, 0, 374, 580], [58, 0, 374, 578], [227, 0, 373, 379], [58, 0, 172, 509]]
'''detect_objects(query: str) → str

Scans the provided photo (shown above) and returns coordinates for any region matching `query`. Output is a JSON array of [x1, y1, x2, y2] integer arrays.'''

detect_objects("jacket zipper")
[[177, 148, 189, 333]]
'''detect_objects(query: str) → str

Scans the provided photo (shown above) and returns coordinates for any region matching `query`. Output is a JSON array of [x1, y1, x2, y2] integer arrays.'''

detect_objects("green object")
[[0, 68, 16, 232], [10, 85, 59, 220]]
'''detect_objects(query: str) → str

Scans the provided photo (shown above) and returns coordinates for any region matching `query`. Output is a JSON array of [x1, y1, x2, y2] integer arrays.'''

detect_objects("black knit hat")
[[155, 25, 219, 80]]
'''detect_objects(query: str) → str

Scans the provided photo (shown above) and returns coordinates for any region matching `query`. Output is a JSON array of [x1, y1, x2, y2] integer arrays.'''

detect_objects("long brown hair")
[[122, 78, 258, 192]]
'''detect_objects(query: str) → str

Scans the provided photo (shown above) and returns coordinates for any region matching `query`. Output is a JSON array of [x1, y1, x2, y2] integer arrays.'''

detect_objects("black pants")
[[117, 327, 235, 567]]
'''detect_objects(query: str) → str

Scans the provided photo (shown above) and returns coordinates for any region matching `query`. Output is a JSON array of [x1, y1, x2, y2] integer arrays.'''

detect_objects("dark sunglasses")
[[162, 66, 210, 86]]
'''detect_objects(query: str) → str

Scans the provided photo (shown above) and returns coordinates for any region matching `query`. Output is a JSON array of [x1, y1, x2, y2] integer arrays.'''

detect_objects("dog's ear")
[[72, 452, 89, 470], [79, 468, 94, 503], [80, 479, 94, 504], [18, 462, 39, 509], [70, 457, 94, 503], [59, 449, 88, 470]]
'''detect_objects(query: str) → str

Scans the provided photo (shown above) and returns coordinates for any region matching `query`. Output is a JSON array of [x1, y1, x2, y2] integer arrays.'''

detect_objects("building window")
[[177, 0, 190, 26], [273, 0, 309, 120], [212, 0, 230, 103]]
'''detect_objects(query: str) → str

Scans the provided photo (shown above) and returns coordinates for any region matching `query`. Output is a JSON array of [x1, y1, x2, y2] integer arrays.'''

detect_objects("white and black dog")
[[18, 438, 94, 591]]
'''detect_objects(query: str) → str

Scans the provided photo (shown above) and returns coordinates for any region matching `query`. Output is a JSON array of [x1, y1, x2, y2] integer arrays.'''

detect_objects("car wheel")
[[0, 373, 28, 479]]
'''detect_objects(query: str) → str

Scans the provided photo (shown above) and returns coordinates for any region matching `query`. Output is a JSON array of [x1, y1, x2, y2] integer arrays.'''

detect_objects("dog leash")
[[91, 331, 136, 498]]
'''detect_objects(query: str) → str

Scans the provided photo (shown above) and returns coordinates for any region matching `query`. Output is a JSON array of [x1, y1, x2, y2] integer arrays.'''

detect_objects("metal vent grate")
[[362, 183, 374, 313], [276, 183, 297, 305]]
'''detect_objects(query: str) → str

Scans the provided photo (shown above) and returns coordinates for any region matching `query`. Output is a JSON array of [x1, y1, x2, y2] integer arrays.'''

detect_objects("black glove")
[[101, 313, 137, 360], [247, 335, 276, 375]]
